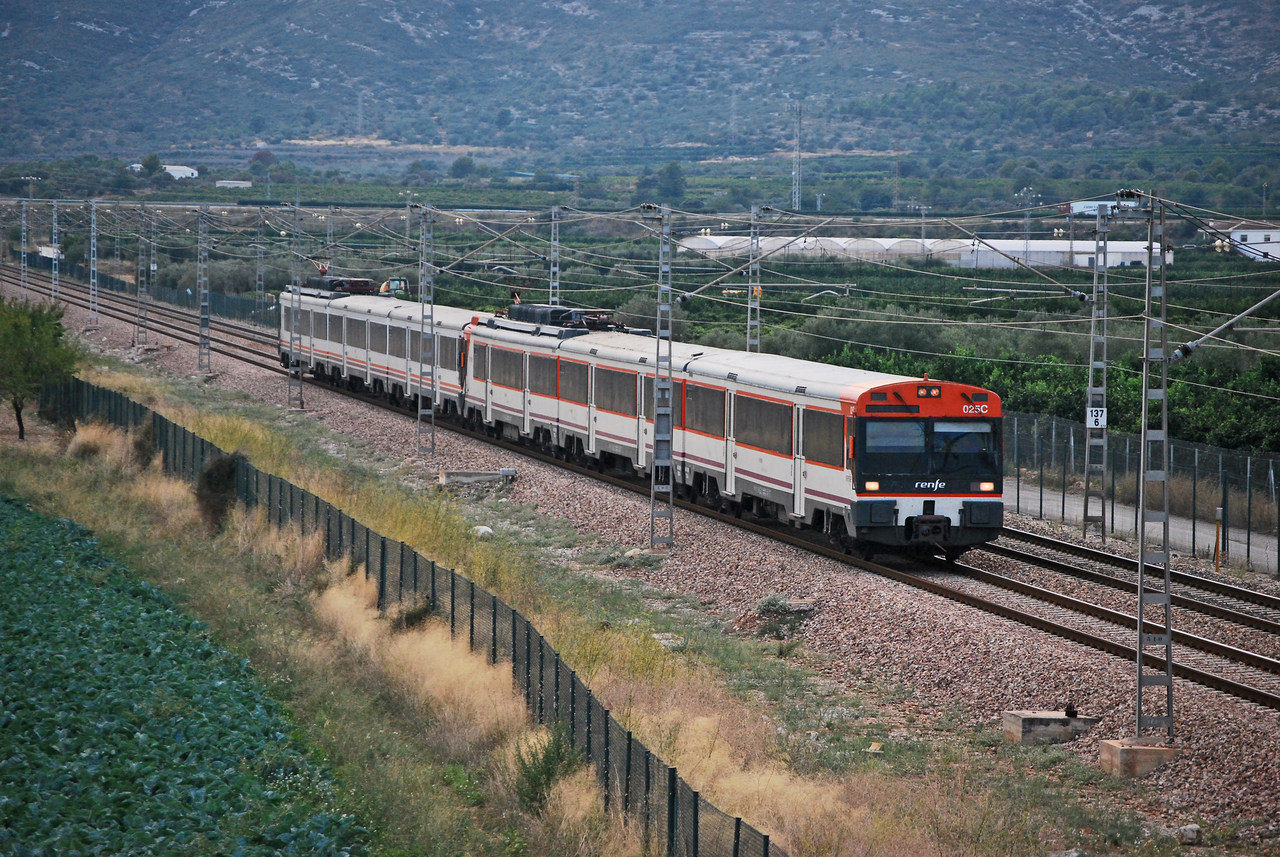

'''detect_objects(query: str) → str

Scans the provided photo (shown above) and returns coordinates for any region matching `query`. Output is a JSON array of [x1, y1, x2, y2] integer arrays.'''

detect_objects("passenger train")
[[280, 288, 1004, 557]]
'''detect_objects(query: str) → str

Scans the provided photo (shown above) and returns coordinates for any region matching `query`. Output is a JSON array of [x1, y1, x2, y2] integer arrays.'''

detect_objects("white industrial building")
[[127, 163, 199, 179], [1206, 220, 1279, 261], [678, 235, 1169, 269]]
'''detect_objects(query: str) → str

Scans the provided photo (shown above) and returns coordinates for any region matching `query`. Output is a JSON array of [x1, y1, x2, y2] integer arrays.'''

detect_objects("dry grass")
[[80, 366, 171, 407], [312, 569, 641, 855], [66, 419, 136, 466], [312, 570, 530, 755], [35, 386, 1099, 856], [1, 421, 642, 855]]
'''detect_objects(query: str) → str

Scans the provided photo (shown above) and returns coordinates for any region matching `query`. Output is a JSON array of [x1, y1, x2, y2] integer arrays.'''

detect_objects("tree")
[[140, 153, 163, 176], [0, 298, 81, 440], [655, 161, 686, 203], [449, 155, 476, 179]]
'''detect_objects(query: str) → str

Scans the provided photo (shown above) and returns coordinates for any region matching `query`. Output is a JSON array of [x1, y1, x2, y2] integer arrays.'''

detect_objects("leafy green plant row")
[[0, 494, 367, 857]]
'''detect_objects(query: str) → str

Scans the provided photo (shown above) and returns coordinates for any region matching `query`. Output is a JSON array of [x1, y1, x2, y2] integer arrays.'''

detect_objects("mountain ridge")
[[2, 1, 1277, 169]]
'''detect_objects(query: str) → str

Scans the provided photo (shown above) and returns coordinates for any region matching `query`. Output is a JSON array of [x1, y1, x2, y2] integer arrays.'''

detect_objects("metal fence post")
[[1012, 416, 1020, 514], [1036, 434, 1044, 519], [692, 789, 700, 857], [491, 594, 498, 665], [569, 670, 577, 747], [1222, 479, 1231, 559], [377, 538, 387, 614], [603, 712, 611, 811], [666, 767, 677, 857], [1060, 434, 1068, 523], [537, 634, 546, 724], [1246, 456, 1253, 565], [1193, 449, 1199, 557], [624, 731, 633, 814]]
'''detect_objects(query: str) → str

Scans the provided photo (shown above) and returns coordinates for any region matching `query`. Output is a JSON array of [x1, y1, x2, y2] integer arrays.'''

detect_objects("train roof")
[[533, 329, 959, 404], [291, 291, 490, 329]]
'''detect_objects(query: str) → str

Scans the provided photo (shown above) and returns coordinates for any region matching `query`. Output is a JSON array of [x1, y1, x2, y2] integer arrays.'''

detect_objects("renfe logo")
[[915, 479, 947, 490]]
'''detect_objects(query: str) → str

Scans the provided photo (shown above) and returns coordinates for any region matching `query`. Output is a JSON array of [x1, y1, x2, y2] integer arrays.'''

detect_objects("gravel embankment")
[[16, 285, 1280, 847]]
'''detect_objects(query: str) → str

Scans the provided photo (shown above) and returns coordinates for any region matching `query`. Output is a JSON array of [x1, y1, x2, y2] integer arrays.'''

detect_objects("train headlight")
[[864, 481, 880, 492], [917, 385, 941, 398], [979, 481, 995, 492]]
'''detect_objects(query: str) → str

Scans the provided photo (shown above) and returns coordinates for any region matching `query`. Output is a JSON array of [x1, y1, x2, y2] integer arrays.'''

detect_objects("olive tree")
[[0, 298, 81, 439]]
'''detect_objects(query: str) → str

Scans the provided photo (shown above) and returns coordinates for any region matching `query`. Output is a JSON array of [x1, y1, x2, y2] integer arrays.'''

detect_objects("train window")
[[369, 323, 388, 355], [437, 336, 457, 370], [389, 327, 407, 359], [473, 343, 487, 381], [409, 330, 438, 364], [281, 305, 291, 330], [295, 309, 311, 336], [559, 360, 588, 404], [862, 420, 927, 472], [596, 367, 637, 415], [529, 354, 557, 396], [803, 409, 844, 466], [685, 384, 725, 438], [735, 395, 792, 456], [491, 348, 524, 389], [641, 377, 684, 427], [345, 317, 366, 350], [931, 421, 999, 474]]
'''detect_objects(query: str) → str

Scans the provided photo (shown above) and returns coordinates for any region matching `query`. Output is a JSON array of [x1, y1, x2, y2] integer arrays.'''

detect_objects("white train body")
[[282, 291, 1004, 554]]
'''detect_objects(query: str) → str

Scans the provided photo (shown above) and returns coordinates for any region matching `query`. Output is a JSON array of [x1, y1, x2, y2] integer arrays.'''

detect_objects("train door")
[[724, 391, 737, 496], [522, 352, 532, 437], [792, 407, 805, 518], [339, 311, 351, 380]]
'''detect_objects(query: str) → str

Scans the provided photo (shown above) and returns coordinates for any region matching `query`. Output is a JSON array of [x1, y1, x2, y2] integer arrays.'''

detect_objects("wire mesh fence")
[[38, 377, 785, 857], [1007, 412, 1279, 576], [12, 251, 280, 328]]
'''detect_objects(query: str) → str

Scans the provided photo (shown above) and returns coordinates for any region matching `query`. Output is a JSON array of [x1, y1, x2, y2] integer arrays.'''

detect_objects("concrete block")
[[438, 468, 517, 486], [1099, 739, 1181, 777], [1002, 710, 1100, 745]]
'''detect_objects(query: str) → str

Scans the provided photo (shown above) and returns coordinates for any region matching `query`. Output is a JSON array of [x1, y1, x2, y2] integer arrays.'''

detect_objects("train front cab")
[[845, 379, 1003, 557]]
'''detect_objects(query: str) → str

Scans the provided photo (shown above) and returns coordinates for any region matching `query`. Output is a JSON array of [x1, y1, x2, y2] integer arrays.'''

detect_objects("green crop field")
[[0, 494, 367, 857]]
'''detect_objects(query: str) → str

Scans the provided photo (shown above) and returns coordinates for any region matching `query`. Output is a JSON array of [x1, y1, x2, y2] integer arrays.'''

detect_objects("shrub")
[[513, 724, 580, 813], [196, 451, 244, 531]]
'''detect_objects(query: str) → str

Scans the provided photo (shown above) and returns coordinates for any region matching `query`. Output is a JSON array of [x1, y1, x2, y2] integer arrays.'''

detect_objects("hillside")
[[1, 0, 1278, 170]]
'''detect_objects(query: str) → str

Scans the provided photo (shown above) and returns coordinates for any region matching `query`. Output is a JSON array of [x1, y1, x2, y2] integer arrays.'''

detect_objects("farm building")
[[1205, 220, 1279, 261], [678, 235, 1169, 269]]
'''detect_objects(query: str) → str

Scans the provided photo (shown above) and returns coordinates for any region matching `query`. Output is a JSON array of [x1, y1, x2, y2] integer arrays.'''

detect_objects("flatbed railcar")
[[281, 290, 1003, 557]]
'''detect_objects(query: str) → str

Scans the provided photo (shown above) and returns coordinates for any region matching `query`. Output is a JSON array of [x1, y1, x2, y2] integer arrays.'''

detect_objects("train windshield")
[[859, 418, 1000, 478]]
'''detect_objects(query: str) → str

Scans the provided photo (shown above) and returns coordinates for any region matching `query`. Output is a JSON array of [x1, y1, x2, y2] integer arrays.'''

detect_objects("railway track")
[[0, 267, 283, 373], [10, 265, 1280, 713]]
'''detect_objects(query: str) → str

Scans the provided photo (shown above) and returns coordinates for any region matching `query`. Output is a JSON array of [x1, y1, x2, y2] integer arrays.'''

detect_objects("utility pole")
[[1082, 204, 1111, 541], [548, 205, 561, 305], [649, 203, 675, 550], [747, 205, 762, 352], [1134, 193, 1174, 741], [135, 205, 150, 347], [255, 215, 265, 324], [197, 206, 211, 373], [19, 200, 27, 297], [51, 201, 60, 304], [416, 205, 437, 456], [791, 100, 802, 211], [89, 201, 99, 323], [287, 203, 305, 410]]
